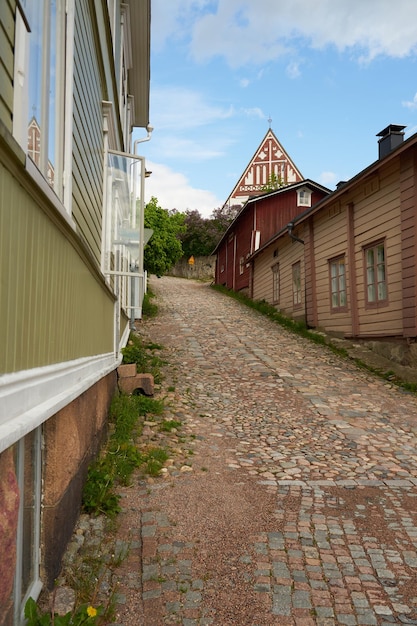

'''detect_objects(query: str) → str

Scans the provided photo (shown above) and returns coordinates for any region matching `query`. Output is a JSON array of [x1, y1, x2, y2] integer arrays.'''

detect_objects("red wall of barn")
[[215, 188, 328, 292]]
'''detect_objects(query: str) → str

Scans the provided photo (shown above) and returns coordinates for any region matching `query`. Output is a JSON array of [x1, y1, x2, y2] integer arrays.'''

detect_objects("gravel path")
[[111, 276, 417, 626]]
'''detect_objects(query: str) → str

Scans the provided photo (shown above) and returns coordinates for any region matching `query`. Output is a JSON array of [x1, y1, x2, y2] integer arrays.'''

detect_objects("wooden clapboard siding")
[[253, 232, 305, 319], [252, 247, 274, 303], [0, 158, 115, 375], [72, 0, 107, 265], [278, 238, 305, 319], [0, 0, 14, 132], [251, 133, 417, 340], [313, 206, 351, 333], [352, 166, 403, 336], [400, 147, 417, 336]]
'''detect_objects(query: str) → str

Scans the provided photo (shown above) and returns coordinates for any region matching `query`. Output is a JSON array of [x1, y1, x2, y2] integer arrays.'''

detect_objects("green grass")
[[159, 419, 182, 432]]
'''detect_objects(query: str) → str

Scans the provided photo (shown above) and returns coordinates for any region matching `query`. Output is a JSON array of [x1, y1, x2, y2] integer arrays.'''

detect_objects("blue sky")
[[133, 0, 417, 217]]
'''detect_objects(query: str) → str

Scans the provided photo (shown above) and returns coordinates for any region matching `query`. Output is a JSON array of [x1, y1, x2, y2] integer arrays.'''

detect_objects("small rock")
[[52, 587, 76, 616]]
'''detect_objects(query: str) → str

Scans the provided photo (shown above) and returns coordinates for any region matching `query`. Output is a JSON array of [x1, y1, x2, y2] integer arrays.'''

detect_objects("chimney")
[[377, 124, 406, 159]]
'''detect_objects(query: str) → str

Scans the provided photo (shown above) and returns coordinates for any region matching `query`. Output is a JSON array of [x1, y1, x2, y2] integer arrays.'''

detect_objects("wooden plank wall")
[[0, 0, 15, 133], [400, 148, 417, 336], [0, 159, 115, 374], [252, 231, 306, 320], [72, 0, 107, 265]]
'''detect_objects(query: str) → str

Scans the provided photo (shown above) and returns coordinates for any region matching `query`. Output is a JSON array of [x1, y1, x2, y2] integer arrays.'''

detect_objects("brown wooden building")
[[250, 125, 417, 342], [214, 180, 330, 293]]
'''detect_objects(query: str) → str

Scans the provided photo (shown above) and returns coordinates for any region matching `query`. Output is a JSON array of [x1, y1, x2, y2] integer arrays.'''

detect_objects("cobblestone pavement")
[[115, 276, 417, 626]]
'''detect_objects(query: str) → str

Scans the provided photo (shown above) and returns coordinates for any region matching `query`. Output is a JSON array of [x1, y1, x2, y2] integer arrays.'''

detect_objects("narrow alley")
[[114, 276, 417, 626]]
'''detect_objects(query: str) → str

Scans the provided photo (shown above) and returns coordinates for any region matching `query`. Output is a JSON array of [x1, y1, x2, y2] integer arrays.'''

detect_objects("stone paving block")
[[117, 369, 154, 396]]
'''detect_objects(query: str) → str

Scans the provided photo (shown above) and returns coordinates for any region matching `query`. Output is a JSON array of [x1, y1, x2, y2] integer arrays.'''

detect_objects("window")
[[103, 150, 146, 320], [364, 240, 387, 306], [272, 263, 280, 303], [297, 188, 312, 207], [329, 256, 347, 311], [13, 1, 71, 203], [251, 230, 261, 253], [239, 257, 244, 275], [292, 262, 302, 308]]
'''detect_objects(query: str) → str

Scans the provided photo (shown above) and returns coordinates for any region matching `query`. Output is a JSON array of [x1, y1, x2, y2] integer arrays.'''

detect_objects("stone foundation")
[[42, 371, 117, 587], [0, 447, 19, 626]]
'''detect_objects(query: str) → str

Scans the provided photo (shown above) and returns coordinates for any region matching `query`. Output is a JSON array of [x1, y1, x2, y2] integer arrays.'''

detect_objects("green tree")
[[144, 197, 186, 275], [261, 172, 284, 192], [180, 205, 240, 258]]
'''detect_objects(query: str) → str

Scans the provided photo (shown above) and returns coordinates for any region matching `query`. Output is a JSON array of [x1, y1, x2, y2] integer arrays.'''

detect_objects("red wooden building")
[[214, 179, 330, 293], [224, 128, 304, 208]]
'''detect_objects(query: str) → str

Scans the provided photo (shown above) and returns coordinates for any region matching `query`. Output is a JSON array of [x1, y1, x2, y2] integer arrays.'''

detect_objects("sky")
[[133, 0, 417, 218]]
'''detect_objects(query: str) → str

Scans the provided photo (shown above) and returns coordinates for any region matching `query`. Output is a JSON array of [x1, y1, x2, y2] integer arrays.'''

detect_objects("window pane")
[[48, 0, 57, 184], [366, 248, 374, 267], [377, 244, 385, 264], [377, 263, 385, 283], [368, 284, 375, 302], [378, 282, 387, 300], [26, 1, 44, 169]]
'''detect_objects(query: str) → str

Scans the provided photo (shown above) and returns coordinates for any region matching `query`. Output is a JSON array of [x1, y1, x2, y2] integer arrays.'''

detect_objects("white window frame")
[[13, 428, 43, 625], [297, 188, 312, 207], [12, 0, 75, 212], [292, 261, 302, 308]]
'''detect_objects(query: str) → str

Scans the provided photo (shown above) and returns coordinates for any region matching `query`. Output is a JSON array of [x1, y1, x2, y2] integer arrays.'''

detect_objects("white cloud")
[[151, 0, 212, 50], [286, 60, 301, 79], [154, 135, 225, 161], [150, 86, 234, 131], [319, 171, 338, 187], [242, 107, 265, 119], [171, 0, 417, 68], [403, 92, 417, 110], [240, 78, 250, 88], [144, 162, 223, 217]]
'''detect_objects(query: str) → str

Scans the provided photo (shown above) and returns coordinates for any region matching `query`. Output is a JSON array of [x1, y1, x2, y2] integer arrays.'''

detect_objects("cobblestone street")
[[114, 276, 417, 626]]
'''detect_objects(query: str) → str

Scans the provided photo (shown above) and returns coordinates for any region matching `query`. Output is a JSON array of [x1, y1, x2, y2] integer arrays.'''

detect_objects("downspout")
[[132, 125, 154, 327], [287, 221, 305, 245]]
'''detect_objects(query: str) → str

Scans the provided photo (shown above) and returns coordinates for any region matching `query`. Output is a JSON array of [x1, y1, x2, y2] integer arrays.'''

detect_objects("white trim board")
[[0, 353, 121, 453]]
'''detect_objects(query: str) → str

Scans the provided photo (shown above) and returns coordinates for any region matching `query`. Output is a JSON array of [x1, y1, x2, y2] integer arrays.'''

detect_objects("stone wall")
[[0, 447, 20, 625], [167, 256, 216, 281], [42, 371, 117, 587]]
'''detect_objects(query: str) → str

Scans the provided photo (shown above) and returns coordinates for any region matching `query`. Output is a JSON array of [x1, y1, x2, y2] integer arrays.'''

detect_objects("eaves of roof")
[[249, 129, 417, 262], [212, 179, 331, 254], [127, 0, 151, 128]]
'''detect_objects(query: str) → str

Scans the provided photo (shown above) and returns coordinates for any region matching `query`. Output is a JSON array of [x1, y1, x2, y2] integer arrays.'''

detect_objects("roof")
[[250, 126, 417, 261], [127, 0, 151, 128], [224, 128, 304, 206], [213, 179, 331, 254]]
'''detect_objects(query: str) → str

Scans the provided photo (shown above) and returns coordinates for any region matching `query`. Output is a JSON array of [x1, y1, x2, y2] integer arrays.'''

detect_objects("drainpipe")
[[287, 222, 304, 245], [131, 125, 154, 328]]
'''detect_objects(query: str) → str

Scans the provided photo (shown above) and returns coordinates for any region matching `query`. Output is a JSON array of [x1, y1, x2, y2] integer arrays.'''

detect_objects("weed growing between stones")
[[212, 283, 417, 394], [121, 333, 166, 385], [82, 393, 167, 517], [82, 328, 168, 517], [25, 596, 103, 625]]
